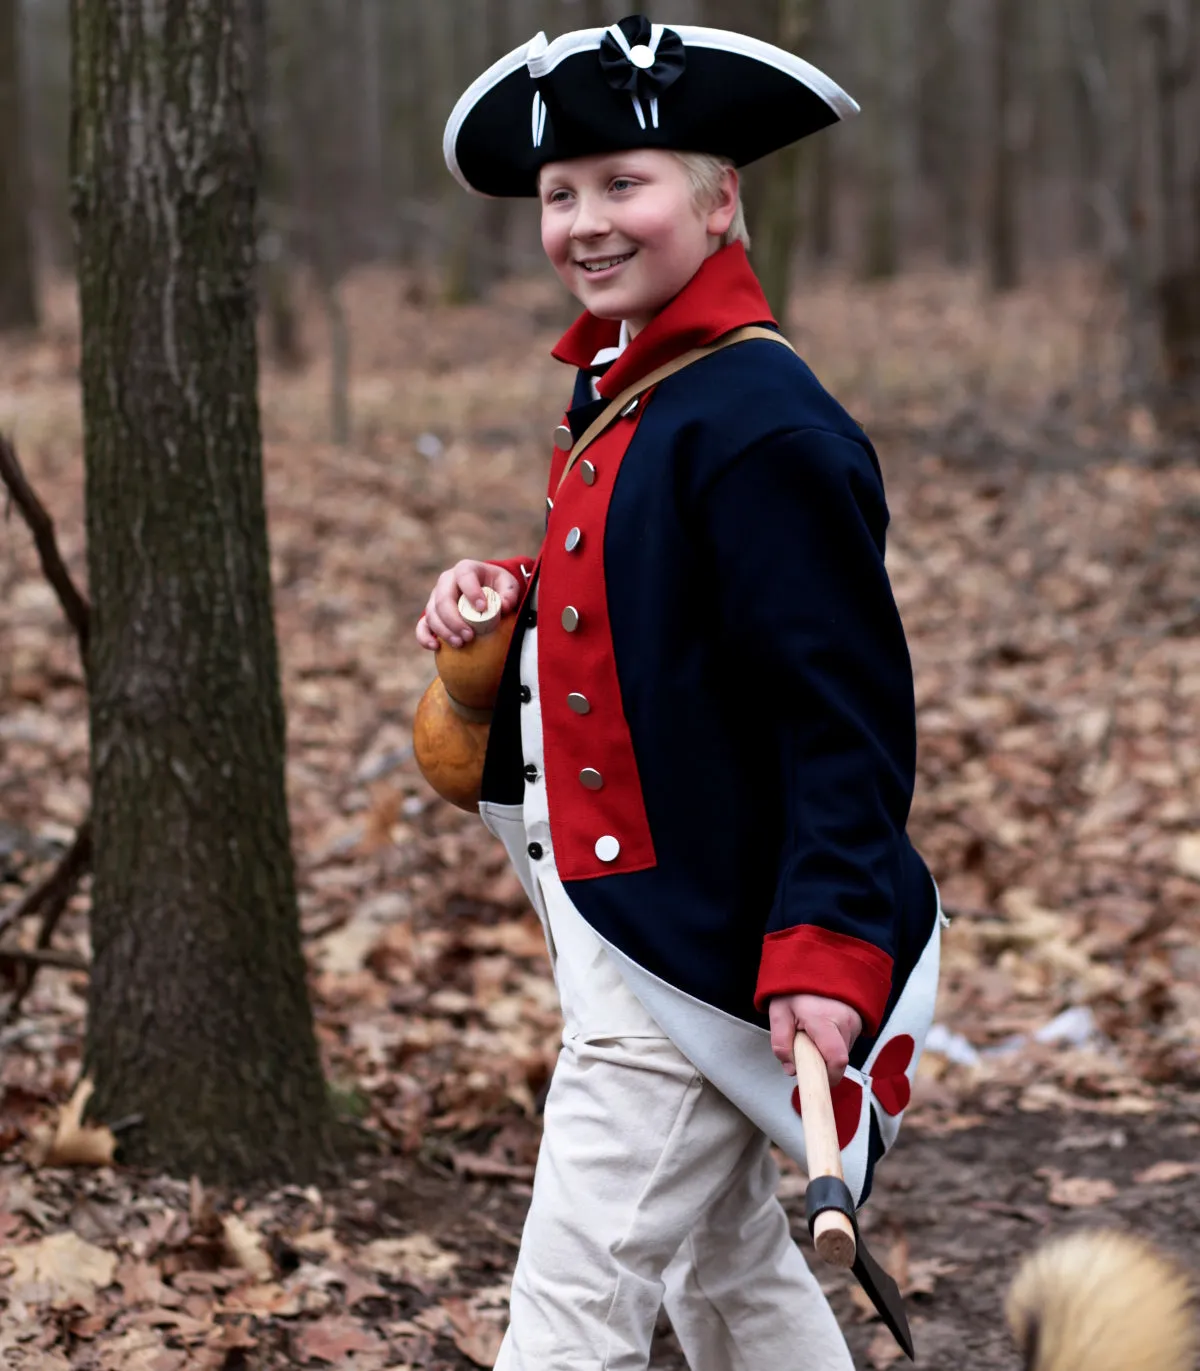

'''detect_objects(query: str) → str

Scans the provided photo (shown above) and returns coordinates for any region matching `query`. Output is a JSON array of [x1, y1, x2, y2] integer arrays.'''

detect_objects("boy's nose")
[[569, 197, 610, 239]]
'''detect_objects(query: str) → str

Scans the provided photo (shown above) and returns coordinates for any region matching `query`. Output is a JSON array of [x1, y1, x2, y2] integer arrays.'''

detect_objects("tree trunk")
[[251, 0, 304, 370], [808, 121, 835, 264], [751, 0, 814, 322], [702, 0, 811, 315], [806, 0, 842, 265], [478, 0, 515, 284], [70, 0, 332, 1186], [441, 0, 492, 303], [0, 0, 38, 330], [1070, 20, 1103, 253], [1148, 1, 1200, 405], [861, 0, 900, 279], [933, 0, 972, 267], [987, 0, 1022, 292]]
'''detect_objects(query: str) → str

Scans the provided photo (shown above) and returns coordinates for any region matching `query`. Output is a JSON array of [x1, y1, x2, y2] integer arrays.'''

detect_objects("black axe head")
[[806, 1176, 915, 1360]]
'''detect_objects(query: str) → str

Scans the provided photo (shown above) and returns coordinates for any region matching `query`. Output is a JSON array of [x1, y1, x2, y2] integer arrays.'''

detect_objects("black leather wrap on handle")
[[805, 1177, 916, 1361]]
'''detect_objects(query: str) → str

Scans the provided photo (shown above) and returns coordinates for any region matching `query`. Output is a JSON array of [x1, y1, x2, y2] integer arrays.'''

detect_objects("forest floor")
[[1, 260, 1199, 1369]]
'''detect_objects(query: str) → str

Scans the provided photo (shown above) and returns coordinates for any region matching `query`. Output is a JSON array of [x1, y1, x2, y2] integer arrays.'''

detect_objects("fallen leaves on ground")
[[1, 262, 1199, 1367], [1036, 1168, 1120, 1208], [1133, 1159, 1200, 1185], [30, 1076, 117, 1168], [0, 1229, 116, 1316]]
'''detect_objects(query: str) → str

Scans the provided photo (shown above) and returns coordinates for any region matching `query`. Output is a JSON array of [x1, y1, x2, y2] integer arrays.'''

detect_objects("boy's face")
[[539, 149, 737, 336]]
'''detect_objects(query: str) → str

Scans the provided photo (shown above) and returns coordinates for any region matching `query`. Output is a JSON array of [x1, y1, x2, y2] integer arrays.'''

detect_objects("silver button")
[[562, 606, 580, 632], [545, 496, 554, 514], [553, 423, 573, 451], [567, 692, 591, 715], [595, 835, 621, 862], [579, 768, 604, 791], [620, 396, 640, 418], [565, 527, 582, 553], [580, 460, 597, 486]]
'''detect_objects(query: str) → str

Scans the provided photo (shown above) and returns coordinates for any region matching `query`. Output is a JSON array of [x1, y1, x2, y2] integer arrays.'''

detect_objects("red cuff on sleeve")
[[754, 925, 894, 1036]]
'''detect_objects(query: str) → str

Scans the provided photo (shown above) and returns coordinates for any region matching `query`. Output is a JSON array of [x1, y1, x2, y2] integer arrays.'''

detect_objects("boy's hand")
[[769, 994, 863, 1088], [416, 560, 522, 650]]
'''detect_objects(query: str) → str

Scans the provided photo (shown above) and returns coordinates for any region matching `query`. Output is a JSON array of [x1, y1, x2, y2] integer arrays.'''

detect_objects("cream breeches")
[[491, 865, 854, 1371]]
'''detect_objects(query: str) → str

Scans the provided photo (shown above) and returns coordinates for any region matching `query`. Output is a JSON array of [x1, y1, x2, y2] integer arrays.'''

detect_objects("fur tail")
[[1006, 1229, 1196, 1371]]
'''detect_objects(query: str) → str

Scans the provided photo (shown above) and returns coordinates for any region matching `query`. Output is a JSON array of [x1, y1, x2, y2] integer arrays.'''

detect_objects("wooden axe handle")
[[793, 1031, 857, 1269]]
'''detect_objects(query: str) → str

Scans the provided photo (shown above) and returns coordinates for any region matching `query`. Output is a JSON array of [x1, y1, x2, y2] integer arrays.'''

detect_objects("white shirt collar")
[[588, 320, 630, 398]]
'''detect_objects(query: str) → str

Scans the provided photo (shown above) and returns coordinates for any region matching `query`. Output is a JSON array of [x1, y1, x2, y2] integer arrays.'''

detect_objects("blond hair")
[[672, 151, 750, 250]]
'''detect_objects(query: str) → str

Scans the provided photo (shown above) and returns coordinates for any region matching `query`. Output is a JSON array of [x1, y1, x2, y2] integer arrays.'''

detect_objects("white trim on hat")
[[444, 38, 544, 197]]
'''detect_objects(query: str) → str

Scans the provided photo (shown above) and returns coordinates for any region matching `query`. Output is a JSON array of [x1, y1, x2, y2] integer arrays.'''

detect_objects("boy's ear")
[[706, 165, 739, 238]]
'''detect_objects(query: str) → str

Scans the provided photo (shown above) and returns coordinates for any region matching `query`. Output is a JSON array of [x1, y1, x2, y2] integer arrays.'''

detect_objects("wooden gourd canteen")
[[413, 588, 515, 811]]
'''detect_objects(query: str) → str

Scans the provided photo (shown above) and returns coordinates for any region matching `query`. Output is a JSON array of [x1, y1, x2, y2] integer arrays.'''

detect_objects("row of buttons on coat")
[[520, 683, 591, 715], [526, 836, 620, 863], [527, 436, 621, 863]]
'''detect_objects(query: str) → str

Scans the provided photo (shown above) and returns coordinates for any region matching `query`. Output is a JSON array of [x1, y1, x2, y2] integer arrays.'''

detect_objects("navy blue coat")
[[482, 245, 938, 1078]]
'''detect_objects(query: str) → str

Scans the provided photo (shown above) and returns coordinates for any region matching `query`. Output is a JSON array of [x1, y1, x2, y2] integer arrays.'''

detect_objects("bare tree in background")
[[860, 0, 915, 280], [749, 0, 816, 321], [443, 0, 500, 304], [71, 0, 333, 1184], [988, 0, 1023, 291], [702, 0, 812, 318], [0, 0, 38, 330], [1146, 0, 1200, 408], [252, 0, 304, 371], [925, 0, 972, 266], [279, 0, 359, 442], [1068, 0, 1200, 413]]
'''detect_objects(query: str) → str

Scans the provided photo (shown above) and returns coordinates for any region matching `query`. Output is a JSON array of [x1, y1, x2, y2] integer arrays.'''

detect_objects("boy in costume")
[[419, 15, 942, 1369]]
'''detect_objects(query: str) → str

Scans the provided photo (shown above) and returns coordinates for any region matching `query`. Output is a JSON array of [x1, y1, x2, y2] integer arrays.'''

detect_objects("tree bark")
[[251, 0, 304, 370], [0, 0, 38, 330], [1148, 0, 1200, 404], [478, 0, 515, 283], [441, 0, 491, 303], [861, 0, 900, 279], [751, 0, 814, 322], [70, 0, 332, 1185], [931, 0, 972, 266], [987, 0, 1022, 292]]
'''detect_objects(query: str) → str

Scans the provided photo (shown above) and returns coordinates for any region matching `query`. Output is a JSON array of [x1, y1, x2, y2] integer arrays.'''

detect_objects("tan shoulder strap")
[[555, 325, 794, 494]]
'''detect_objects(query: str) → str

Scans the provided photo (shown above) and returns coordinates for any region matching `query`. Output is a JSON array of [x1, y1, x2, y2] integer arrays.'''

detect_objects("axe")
[[794, 1032, 915, 1360]]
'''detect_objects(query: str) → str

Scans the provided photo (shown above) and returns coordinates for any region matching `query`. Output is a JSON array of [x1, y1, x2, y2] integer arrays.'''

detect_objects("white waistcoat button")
[[595, 835, 621, 862]]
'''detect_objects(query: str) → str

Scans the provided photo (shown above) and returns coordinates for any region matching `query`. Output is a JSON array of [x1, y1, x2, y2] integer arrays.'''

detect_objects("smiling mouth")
[[578, 251, 636, 273]]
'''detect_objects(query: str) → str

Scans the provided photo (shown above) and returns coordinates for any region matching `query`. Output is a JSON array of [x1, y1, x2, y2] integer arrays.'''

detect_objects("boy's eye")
[[547, 188, 572, 203], [611, 178, 636, 192]]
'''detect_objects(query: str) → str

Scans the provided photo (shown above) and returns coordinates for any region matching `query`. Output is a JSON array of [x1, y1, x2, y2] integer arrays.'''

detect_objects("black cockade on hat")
[[598, 16, 686, 102]]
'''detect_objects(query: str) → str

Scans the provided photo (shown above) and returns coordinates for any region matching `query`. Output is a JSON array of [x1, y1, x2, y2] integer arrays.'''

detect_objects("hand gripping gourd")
[[413, 588, 515, 812]]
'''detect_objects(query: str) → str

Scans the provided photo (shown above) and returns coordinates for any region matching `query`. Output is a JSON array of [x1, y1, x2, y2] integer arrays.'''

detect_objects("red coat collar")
[[551, 244, 776, 399]]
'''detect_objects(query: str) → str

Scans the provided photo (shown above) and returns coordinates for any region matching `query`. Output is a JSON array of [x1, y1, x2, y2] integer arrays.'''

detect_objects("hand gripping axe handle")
[[793, 1032, 915, 1360]]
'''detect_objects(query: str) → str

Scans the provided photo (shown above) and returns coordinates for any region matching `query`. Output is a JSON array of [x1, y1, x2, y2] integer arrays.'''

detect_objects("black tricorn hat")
[[444, 14, 859, 198]]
